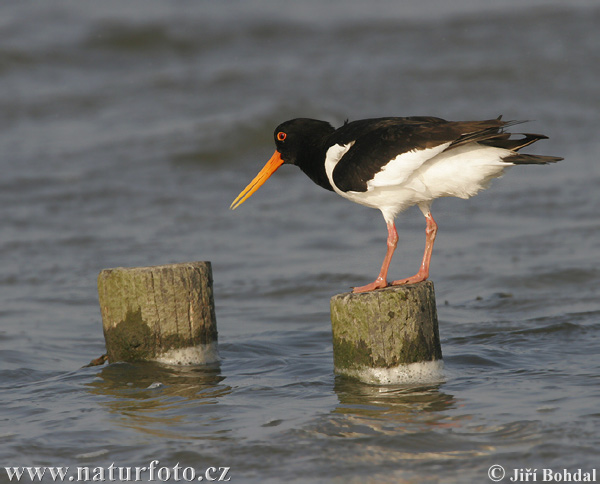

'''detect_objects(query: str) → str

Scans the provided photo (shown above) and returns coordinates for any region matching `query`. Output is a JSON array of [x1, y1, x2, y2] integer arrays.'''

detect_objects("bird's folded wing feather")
[[330, 120, 469, 192]]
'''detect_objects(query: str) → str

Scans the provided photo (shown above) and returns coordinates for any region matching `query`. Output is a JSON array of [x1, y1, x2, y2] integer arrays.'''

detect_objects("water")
[[1, 1, 599, 482]]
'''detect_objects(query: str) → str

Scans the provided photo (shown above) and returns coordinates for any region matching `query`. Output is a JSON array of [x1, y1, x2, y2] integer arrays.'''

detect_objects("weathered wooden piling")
[[97, 261, 218, 365], [330, 281, 442, 384]]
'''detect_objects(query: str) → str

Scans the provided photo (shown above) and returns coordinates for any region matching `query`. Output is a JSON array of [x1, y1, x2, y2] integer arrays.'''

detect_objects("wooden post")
[[330, 281, 443, 384], [97, 261, 218, 365]]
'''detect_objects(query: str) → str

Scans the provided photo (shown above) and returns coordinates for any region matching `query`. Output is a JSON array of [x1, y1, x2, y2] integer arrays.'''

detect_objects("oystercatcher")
[[231, 116, 561, 293]]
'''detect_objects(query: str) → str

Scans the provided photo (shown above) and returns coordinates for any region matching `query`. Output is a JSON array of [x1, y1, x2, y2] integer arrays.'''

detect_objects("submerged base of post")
[[98, 261, 218, 365], [330, 281, 442, 384]]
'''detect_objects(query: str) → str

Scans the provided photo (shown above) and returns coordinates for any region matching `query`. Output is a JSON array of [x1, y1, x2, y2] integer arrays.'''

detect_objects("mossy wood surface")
[[330, 281, 441, 371], [98, 261, 217, 363]]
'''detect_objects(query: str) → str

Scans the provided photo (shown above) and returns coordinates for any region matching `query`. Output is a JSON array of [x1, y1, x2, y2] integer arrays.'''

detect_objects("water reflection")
[[287, 376, 491, 481], [332, 375, 458, 433], [87, 362, 232, 439]]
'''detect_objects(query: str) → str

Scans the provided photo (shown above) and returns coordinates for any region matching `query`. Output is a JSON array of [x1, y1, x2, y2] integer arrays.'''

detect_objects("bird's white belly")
[[336, 184, 426, 217], [416, 144, 512, 199]]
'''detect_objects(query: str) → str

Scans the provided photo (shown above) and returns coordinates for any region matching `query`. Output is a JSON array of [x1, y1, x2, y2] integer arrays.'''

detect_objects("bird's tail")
[[502, 152, 563, 165], [484, 133, 563, 164], [451, 118, 563, 165]]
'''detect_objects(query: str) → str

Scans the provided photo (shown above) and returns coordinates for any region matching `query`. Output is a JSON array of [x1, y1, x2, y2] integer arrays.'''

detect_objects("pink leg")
[[353, 222, 398, 293], [392, 212, 438, 286]]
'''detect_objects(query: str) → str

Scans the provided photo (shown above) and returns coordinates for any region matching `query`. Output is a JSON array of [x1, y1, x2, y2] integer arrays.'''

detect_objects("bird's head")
[[230, 118, 334, 209]]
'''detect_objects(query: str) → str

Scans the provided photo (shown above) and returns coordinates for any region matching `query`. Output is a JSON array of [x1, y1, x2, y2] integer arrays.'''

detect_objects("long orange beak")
[[230, 151, 284, 210]]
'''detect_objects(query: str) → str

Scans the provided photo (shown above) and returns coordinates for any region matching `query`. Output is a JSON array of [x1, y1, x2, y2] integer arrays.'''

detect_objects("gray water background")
[[1, 1, 599, 482]]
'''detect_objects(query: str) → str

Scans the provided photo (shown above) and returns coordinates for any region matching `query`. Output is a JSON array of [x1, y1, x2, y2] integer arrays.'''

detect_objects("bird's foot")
[[352, 278, 388, 293], [391, 271, 428, 286]]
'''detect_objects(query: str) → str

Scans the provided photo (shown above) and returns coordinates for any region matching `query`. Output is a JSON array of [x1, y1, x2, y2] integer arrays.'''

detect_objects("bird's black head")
[[273, 118, 335, 166], [230, 118, 335, 210]]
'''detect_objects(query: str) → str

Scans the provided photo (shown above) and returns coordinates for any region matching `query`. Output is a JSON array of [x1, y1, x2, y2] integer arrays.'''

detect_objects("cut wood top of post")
[[332, 281, 434, 299]]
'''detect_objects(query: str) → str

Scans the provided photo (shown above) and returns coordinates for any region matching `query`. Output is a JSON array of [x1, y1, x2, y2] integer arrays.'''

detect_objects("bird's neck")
[[295, 135, 334, 192]]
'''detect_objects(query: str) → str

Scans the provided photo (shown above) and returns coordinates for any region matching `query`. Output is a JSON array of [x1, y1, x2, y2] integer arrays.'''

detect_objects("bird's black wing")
[[329, 117, 500, 192]]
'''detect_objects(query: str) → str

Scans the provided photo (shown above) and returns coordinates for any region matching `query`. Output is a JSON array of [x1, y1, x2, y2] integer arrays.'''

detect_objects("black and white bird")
[[230, 116, 561, 292]]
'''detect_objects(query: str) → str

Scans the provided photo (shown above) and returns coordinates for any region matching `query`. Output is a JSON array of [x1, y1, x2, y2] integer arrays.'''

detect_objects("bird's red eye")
[[277, 132, 286, 141]]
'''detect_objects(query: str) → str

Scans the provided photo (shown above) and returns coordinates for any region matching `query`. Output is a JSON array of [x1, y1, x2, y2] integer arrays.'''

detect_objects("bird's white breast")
[[324, 141, 354, 192]]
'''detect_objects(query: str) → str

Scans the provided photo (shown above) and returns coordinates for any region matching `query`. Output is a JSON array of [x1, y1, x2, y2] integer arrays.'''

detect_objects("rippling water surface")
[[1, 1, 599, 482]]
